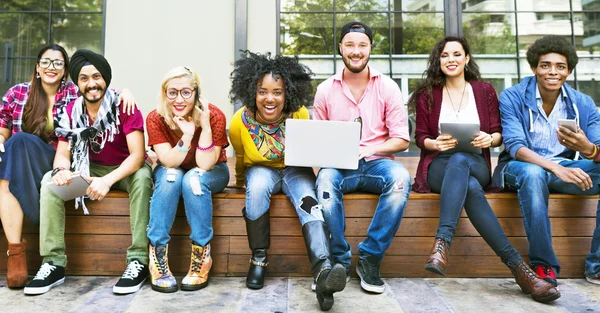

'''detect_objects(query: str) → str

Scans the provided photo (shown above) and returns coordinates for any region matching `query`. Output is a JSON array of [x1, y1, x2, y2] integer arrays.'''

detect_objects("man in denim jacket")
[[493, 35, 600, 287]]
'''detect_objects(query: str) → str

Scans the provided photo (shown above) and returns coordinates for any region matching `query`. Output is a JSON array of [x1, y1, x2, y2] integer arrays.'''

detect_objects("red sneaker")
[[534, 265, 557, 287]]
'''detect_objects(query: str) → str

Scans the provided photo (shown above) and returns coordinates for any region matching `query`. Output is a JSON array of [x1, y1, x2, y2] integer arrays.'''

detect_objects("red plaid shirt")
[[1, 81, 79, 146]]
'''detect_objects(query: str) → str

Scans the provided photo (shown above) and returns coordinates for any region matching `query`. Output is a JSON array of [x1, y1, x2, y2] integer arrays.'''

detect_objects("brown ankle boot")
[[510, 260, 560, 303], [7, 239, 28, 288], [424, 238, 449, 276]]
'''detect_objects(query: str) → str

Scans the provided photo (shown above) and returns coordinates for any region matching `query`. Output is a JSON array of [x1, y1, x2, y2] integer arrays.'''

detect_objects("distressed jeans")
[[244, 165, 324, 224], [316, 158, 411, 268], [504, 159, 600, 277], [147, 162, 229, 247], [428, 152, 521, 267], [39, 162, 153, 267]]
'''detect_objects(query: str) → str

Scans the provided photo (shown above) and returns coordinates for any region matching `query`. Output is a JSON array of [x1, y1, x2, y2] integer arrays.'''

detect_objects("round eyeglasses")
[[166, 88, 195, 100], [38, 58, 66, 70]]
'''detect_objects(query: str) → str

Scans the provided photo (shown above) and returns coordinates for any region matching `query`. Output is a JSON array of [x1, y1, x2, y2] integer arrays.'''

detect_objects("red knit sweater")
[[413, 81, 502, 193]]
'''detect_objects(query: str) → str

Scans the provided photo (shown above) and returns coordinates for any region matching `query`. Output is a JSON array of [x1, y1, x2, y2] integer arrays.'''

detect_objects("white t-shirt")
[[438, 83, 480, 132]]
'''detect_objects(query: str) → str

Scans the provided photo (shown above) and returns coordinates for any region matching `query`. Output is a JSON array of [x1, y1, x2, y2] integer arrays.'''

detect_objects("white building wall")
[[103, 0, 235, 126]]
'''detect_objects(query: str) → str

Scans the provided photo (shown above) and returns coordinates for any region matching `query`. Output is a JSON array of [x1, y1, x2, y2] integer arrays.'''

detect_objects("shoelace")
[[33, 263, 56, 280], [155, 248, 169, 274], [542, 266, 554, 278], [122, 260, 143, 280], [434, 240, 446, 254], [520, 263, 538, 281], [190, 247, 205, 273]]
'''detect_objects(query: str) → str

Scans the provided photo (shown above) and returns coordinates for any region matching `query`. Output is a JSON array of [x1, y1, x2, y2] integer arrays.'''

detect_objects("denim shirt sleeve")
[[580, 94, 600, 146], [499, 88, 528, 159]]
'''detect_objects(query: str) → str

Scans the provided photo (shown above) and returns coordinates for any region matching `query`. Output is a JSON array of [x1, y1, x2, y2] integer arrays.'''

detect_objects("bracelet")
[[584, 144, 599, 159], [489, 134, 494, 146], [176, 139, 190, 153], [51, 167, 65, 177], [197, 141, 215, 151]]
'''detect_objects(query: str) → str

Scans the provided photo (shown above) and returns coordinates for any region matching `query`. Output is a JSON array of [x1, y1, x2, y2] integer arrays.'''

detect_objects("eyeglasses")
[[38, 58, 66, 70], [166, 88, 195, 100]]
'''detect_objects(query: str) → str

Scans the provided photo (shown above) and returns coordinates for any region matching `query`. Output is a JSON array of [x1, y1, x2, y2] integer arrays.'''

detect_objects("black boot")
[[243, 208, 270, 289], [303, 220, 347, 311]]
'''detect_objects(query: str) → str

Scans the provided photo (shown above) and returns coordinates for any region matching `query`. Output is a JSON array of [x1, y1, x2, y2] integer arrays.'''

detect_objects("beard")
[[342, 53, 370, 74], [82, 86, 106, 104]]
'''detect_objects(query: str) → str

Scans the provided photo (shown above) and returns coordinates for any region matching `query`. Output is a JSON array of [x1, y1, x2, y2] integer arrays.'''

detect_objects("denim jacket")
[[492, 75, 600, 188]]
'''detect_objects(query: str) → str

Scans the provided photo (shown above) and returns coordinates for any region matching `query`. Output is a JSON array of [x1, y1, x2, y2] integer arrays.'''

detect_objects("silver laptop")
[[285, 119, 361, 170]]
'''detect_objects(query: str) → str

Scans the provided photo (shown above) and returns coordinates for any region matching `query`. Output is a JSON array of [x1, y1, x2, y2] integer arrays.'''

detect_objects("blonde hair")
[[157, 66, 204, 130]]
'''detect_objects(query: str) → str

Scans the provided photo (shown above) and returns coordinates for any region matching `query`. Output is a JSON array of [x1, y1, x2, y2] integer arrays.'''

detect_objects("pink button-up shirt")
[[313, 66, 409, 161]]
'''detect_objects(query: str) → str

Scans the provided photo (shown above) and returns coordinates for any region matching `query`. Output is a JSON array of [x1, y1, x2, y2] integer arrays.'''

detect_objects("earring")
[[465, 63, 469, 71], [36, 73, 40, 79]]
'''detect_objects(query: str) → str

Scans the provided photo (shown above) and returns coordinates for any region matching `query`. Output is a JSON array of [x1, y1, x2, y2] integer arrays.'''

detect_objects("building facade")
[[1, 0, 599, 153]]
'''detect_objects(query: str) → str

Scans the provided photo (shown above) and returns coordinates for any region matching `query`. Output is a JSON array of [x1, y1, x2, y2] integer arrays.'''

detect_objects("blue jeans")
[[147, 162, 229, 247], [316, 158, 411, 267], [428, 153, 521, 266], [245, 166, 323, 224], [504, 159, 600, 277]]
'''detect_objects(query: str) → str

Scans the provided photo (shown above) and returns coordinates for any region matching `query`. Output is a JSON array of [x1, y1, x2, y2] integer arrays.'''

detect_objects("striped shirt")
[[0, 81, 79, 146], [530, 85, 569, 162]]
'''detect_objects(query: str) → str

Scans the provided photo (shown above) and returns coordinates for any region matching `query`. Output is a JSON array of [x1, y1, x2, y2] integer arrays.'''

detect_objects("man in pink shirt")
[[314, 21, 411, 294]]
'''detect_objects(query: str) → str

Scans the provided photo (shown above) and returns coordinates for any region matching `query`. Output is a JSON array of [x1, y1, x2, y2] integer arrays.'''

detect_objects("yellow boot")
[[181, 242, 212, 291]]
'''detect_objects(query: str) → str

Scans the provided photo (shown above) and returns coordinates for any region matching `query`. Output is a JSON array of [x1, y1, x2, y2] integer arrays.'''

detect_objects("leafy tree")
[[462, 13, 516, 55]]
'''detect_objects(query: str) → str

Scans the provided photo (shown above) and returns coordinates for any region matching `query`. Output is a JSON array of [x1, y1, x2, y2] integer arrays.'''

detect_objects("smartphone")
[[557, 119, 578, 132]]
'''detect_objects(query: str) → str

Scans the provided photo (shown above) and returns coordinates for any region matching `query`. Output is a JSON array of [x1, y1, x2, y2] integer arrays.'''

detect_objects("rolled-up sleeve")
[[384, 83, 410, 141]]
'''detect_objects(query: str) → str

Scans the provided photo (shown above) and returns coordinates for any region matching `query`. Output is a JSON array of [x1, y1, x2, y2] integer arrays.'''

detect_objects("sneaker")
[[356, 256, 385, 293], [534, 265, 558, 287], [113, 260, 149, 294], [586, 275, 600, 285], [24, 262, 65, 295], [312, 266, 351, 291]]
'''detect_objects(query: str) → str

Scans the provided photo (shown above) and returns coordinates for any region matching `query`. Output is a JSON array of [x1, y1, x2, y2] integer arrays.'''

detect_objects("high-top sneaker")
[[534, 264, 558, 287], [113, 259, 149, 294], [181, 243, 213, 291], [149, 244, 178, 293], [24, 262, 65, 295]]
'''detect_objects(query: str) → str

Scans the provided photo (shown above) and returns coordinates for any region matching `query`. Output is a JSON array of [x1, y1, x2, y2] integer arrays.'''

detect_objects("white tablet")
[[439, 122, 482, 154], [47, 174, 90, 201]]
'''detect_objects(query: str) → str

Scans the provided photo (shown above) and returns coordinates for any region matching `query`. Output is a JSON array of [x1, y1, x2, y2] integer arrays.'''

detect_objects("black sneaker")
[[24, 262, 65, 295], [113, 260, 149, 294], [356, 255, 385, 293]]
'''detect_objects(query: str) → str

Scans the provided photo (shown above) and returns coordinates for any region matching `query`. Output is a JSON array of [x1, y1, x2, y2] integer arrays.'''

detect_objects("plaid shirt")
[[1, 81, 79, 146]]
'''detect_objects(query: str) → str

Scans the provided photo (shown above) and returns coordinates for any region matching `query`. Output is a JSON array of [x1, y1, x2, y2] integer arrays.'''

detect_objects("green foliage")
[[462, 14, 516, 55], [400, 14, 444, 55]]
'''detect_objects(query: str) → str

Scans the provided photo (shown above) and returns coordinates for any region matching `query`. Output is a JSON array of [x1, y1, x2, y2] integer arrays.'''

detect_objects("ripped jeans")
[[147, 162, 229, 248], [244, 165, 323, 225], [316, 158, 411, 267]]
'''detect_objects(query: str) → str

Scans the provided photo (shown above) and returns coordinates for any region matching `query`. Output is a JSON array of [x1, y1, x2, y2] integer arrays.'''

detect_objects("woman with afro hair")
[[229, 51, 346, 311]]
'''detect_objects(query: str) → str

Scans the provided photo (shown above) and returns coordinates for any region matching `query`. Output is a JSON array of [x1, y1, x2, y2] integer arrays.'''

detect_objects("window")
[[0, 0, 105, 95], [279, 0, 600, 154]]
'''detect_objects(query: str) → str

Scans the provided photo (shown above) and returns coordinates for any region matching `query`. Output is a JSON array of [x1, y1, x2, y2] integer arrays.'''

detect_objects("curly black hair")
[[526, 35, 578, 71], [229, 50, 314, 116], [407, 36, 481, 114]]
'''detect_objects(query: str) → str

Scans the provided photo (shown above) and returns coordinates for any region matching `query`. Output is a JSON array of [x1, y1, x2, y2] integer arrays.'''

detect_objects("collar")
[[535, 83, 567, 101]]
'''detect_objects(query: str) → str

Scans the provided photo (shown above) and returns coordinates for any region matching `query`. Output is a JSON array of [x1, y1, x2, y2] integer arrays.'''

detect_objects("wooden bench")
[[0, 157, 597, 278]]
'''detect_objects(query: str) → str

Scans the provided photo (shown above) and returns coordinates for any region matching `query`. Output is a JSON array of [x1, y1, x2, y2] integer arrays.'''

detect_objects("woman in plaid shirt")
[[0, 44, 135, 288]]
